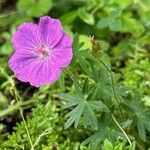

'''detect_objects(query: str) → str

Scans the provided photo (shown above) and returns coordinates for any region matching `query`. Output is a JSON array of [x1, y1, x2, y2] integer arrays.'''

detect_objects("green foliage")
[[17, 0, 53, 17], [78, 8, 95, 25], [0, 101, 57, 149], [97, 8, 122, 31], [103, 139, 136, 150], [0, 0, 150, 149]]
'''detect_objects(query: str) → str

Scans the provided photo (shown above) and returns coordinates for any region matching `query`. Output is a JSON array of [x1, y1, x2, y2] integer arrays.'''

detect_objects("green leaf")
[[82, 78, 89, 95], [129, 141, 136, 150], [17, 0, 53, 17], [121, 119, 133, 128], [114, 0, 133, 8], [66, 68, 83, 98], [59, 93, 80, 109], [110, 8, 122, 19], [73, 79, 83, 98], [62, 93, 99, 129], [72, 33, 80, 52], [83, 102, 98, 130], [114, 143, 123, 150], [121, 13, 144, 35], [87, 83, 100, 100], [137, 121, 146, 141], [142, 96, 150, 107], [78, 56, 92, 78], [63, 101, 79, 109], [97, 18, 109, 29], [79, 35, 92, 50], [109, 19, 122, 31], [64, 100, 99, 130], [58, 72, 65, 90], [81, 128, 106, 149], [65, 103, 85, 129], [59, 93, 79, 102], [78, 8, 95, 25], [103, 139, 113, 150], [0, 32, 12, 55], [60, 10, 78, 25], [88, 101, 110, 112], [99, 40, 110, 51]]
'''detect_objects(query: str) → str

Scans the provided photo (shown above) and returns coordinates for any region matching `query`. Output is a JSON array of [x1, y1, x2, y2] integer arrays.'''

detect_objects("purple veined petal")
[[44, 61, 62, 84], [39, 16, 63, 48], [9, 52, 39, 82], [50, 33, 73, 68], [12, 23, 41, 54], [15, 59, 39, 83], [29, 60, 62, 87], [28, 61, 45, 87]]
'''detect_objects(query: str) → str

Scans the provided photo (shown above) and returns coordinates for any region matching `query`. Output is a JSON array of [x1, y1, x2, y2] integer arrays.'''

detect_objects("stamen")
[[36, 44, 50, 59]]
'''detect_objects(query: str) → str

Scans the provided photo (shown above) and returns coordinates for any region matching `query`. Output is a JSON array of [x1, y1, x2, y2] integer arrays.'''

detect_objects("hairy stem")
[[112, 114, 132, 145], [97, 60, 131, 144], [0, 67, 34, 149], [14, 90, 34, 149], [65, 68, 82, 89], [98, 59, 124, 119]]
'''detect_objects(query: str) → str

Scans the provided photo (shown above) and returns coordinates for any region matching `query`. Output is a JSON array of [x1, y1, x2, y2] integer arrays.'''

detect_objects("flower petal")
[[9, 52, 38, 82], [9, 52, 61, 87], [29, 61, 62, 87], [50, 33, 73, 68], [12, 23, 40, 54], [39, 16, 63, 48]]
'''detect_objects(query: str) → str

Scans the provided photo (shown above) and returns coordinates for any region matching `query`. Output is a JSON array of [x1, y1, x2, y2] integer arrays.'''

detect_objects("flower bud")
[[89, 35, 101, 58]]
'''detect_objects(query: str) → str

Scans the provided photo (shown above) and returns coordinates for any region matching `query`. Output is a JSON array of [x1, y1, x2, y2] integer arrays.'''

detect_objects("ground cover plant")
[[0, 0, 150, 149]]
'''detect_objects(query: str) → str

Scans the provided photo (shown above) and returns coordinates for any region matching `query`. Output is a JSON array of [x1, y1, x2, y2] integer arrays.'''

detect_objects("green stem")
[[65, 68, 82, 89], [98, 59, 124, 119], [97, 60, 131, 144], [0, 67, 34, 149], [112, 114, 131, 145], [14, 90, 34, 149], [0, 100, 34, 118]]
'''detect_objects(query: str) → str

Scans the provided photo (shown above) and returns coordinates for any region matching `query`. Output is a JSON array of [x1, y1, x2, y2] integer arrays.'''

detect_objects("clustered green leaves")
[[0, 0, 150, 149]]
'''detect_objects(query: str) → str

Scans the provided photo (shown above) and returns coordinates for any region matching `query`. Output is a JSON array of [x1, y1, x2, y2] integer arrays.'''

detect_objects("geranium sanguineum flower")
[[9, 16, 73, 87]]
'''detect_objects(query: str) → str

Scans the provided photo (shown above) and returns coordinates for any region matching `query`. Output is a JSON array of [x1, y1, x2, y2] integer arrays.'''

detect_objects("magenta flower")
[[9, 16, 73, 87]]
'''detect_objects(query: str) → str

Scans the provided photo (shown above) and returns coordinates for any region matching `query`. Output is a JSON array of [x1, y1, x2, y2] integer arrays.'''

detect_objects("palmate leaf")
[[83, 102, 98, 130], [59, 93, 80, 109], [137, 121, 146, 142], [59, 92, 99, 130], [60, 92, 110, 130], [125, 93, 150, 141], [59, 93, 84, 129], [91, 68, 112, 102], [81, 126, 106, 149], [66, 101, 98, 130], [88, 101, 110, 113], [65, 103, 85, 129]]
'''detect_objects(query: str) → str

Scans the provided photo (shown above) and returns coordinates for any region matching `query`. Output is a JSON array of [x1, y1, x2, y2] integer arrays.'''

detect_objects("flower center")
[[36, 44, 50, 59]]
